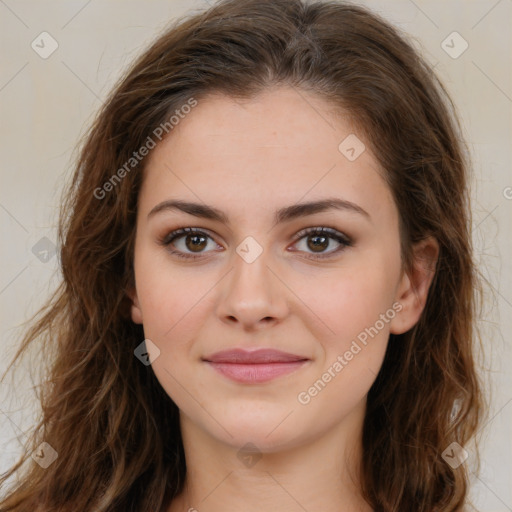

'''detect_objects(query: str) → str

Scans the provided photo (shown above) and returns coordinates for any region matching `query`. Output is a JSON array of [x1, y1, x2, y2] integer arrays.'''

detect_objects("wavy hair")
[[0, 0, 484, 510]]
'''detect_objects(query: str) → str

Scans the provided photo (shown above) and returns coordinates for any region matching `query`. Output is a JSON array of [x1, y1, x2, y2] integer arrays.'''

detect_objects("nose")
[[216, 246, 289, 331]]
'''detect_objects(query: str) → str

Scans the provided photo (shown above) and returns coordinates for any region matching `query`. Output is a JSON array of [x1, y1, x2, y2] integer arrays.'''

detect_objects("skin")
[[128, 86, 438, 512]]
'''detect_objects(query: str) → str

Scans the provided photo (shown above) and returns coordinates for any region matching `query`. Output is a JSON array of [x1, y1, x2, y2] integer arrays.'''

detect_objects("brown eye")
[[161, 228, 219, 259], [291, 227, 352, 259]]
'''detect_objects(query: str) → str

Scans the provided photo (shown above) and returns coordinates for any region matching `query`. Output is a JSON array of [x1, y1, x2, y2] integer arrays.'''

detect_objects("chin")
[[209, 413, 305, 453]]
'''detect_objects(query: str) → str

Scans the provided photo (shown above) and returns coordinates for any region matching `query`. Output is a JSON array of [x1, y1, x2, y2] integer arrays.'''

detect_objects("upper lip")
[[203, 348, 308, 364]]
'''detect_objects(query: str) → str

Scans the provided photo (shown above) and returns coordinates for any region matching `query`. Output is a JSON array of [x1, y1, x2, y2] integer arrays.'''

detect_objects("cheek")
[[133, 248, 207, 341], [294, 265, 397, 415], [295, 260, 399, 345]]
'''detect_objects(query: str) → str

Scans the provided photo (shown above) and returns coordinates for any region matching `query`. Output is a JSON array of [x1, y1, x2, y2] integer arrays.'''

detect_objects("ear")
[[390, 236, 439, 335], [126, 286, 143, 325]]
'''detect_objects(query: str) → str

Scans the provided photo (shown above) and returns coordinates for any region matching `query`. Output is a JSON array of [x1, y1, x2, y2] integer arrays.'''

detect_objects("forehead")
[[140, 86, 395, 225], [160, 87, 352, 159]]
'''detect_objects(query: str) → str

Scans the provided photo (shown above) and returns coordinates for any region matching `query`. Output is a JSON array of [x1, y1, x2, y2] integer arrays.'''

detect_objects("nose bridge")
[[217, 240, 287, 329]]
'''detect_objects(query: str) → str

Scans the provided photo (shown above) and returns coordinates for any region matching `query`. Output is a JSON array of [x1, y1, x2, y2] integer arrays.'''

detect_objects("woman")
[[0, 0, 484, 510]]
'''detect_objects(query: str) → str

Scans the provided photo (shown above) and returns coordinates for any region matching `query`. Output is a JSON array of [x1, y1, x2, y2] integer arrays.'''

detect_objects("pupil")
[[308, 235, 327, 252], [187, 234, 207, 252]]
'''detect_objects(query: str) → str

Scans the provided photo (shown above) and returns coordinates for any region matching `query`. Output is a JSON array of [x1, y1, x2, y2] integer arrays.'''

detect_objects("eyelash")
[[159, 226, 352, 261]]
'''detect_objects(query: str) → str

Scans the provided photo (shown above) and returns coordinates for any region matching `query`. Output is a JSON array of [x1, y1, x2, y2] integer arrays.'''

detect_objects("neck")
[[167, 398, 373, 512]]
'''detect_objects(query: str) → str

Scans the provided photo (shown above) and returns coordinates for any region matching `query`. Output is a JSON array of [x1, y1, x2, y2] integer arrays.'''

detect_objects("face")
[[128, 86, 434, 453]]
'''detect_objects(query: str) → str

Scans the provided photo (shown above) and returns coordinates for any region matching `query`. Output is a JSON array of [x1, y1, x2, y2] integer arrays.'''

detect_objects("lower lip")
[[206, 361, 308, 383]]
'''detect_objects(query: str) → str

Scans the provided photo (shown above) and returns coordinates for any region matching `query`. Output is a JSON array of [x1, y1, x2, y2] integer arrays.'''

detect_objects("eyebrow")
[[147, 197, 371, 227]]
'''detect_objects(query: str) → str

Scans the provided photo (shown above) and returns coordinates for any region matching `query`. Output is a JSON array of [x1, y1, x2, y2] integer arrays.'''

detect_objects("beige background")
[[0, 0, 510, 509]]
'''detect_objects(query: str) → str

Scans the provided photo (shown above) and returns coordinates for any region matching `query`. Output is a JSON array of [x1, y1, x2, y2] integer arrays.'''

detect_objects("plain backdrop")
[[0, 0, 511, 509]]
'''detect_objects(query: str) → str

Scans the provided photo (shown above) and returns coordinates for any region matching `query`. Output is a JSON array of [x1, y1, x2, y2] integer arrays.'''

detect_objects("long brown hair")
[[0, 0, 485, 510]]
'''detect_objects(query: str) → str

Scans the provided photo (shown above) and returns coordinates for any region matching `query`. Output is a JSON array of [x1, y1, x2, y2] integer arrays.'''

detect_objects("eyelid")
[[292, 226, 351, 244], [160, 227, 218, 245]]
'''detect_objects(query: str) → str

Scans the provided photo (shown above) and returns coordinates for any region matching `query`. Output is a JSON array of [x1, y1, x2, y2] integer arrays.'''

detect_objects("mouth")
[[202, 348, 310, 383]]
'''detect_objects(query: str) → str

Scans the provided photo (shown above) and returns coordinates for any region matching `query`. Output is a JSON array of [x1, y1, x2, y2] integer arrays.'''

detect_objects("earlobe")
[[390, 237, 439, 335], [126, 287, 143, 325]]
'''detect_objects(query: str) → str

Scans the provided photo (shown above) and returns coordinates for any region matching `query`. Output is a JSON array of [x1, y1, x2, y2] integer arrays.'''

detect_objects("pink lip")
[[203, 349, 309, 383]]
